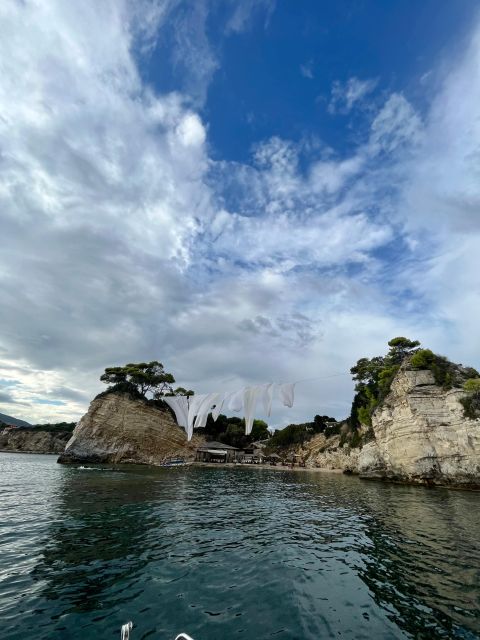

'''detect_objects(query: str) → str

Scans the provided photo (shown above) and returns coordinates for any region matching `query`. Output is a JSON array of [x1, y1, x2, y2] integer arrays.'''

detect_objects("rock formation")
[[357, 366, 480, 487], [289, 362, 480, 488], [298, 433, 360, 472], [55, 361, 480, 486], [0, 429, 71, 454], [58, 392, 203, 465]]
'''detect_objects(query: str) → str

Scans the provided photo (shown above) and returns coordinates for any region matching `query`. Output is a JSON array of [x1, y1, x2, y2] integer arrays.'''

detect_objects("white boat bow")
[[121, 621, 194, 640]]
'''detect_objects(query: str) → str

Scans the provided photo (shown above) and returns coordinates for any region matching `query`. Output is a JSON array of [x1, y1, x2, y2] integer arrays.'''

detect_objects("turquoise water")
[[0, 453, 479, 640]]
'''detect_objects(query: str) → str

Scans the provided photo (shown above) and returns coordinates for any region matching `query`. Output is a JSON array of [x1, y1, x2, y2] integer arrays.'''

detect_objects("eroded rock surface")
[[299, 433, 360, 472], [357, 368, 480, 487], [0, 429, 71, 454], [58, 392, 203, 465]]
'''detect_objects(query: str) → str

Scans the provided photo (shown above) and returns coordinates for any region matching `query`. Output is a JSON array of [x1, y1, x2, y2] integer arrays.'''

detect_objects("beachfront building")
[[241, 440, 268, 463], [195, 441, 239, 463]]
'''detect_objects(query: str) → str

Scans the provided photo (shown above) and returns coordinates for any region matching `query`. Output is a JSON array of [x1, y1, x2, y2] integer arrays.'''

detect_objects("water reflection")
[[33, 468, 162, 614], [282, 473, 480, 638], [0, 455, 479, 640], [356, 484, 480, 638]]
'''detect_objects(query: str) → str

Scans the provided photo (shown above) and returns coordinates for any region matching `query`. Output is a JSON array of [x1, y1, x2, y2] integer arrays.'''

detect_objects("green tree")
[[267, 423, 311, 448], [201, 415, 270, 449], [168, 387, 195, 398], [312, 415, 336, 433], [387, 337, 420, 364], [350, 356, 385, 385], [100, 361, 176, 398], [349, 337, 421, 427], [251, 419, 270, 441]]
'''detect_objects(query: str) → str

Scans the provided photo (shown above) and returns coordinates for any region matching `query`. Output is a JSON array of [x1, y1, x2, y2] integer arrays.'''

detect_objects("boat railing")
[[121, 622, 194, 640]]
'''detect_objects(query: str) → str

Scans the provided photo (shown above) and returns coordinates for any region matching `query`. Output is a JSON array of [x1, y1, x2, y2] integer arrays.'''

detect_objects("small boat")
[[122, 622, 193, 640], [160, 456, 187, 467]]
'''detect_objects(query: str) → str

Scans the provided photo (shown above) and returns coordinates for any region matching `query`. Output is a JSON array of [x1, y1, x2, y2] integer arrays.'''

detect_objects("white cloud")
[[0, 0, 212, 420], [1, 0, 480, 429], [369, 93, 423, 154], [152, 0, 275, 104], [395, 26, 480, 364], [225, 0, 276, 34], [300, 60, 314, 79], [309, 156, 364, 194], [176, 113, 207, 147], [328, 76, 378, 114], [403, 29, 480, 233]]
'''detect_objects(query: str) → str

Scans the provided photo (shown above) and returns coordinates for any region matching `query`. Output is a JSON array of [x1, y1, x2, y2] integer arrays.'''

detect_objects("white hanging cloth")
[[243, 386, 262, 435], [194, 392, 221, 429], [162, 380, 296, 439], [211, 393, 225, 421], [227, 388, 244, 412], [162, 395, 189, 430], [279, 382, 296, 408], [260, 383, 274, 416], [187, 393, 209, 441]]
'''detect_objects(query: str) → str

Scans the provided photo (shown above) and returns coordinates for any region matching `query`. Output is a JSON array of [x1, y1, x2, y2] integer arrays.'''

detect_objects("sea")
[[0, 452, 479, 640]]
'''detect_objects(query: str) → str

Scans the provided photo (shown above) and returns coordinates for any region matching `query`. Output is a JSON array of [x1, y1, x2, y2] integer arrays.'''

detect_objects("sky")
[[1, 0, 480, 428]]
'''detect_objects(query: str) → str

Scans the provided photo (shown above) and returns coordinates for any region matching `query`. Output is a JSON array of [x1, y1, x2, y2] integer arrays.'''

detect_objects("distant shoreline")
[[0, 449, 59, 455], [191, 461, 345, 474], [0, 450, 345, 472]]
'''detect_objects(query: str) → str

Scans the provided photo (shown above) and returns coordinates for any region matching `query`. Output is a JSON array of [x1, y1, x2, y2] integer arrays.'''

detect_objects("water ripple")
[[0, 454, 479, 639]]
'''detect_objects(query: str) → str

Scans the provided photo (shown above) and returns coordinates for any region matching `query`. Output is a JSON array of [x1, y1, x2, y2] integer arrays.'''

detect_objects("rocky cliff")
[[0, 429, 71, 454], [357, 366, 480, 487], [58, 392, 203, 465], [296, 432, 360, 472]]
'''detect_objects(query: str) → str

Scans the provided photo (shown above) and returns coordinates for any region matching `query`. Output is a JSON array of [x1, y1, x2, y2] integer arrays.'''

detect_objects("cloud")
[[0, 391, 16, 404], [1, 0, 479, 429], [176, 113, 207, 146], [148, 0, 276, 104], [225, 0, 276, 34], [394, 26, 480, 365], [0, 0, 213, 420], [369, 93, 423, 154], [328, 76, 378, 114], [300, 60, 314, 79]]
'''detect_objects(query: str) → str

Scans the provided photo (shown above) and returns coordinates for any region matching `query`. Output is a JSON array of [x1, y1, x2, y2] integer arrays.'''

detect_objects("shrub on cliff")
[[410, 349, 435, 369], [339, 424, 374, 448], [464, 379, 480, 393], [460, 392, 480, 420], [460, 379, 480, 419], [411, 350, 479, 389]]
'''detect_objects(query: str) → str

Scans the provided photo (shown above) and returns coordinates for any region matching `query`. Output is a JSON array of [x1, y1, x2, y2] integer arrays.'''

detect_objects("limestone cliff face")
[[357, 367, 480, 487], [298, 433, 359, 472], [0, 429, 71, 454], [58, 392, 203, 465]]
